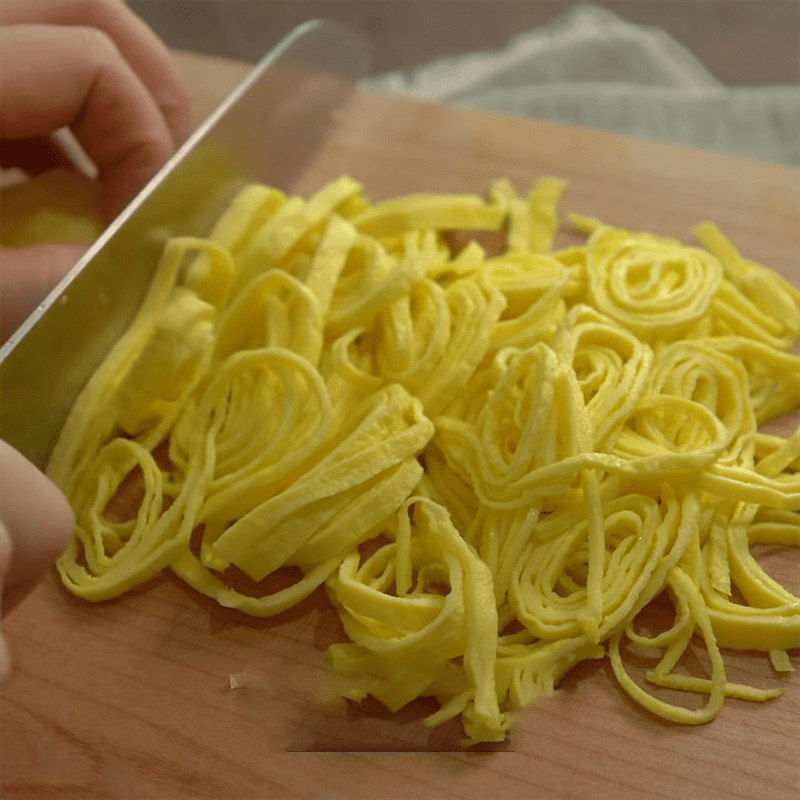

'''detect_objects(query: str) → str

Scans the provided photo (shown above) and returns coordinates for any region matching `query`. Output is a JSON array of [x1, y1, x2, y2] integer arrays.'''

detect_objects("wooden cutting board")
[[2, 50, 798, 800]]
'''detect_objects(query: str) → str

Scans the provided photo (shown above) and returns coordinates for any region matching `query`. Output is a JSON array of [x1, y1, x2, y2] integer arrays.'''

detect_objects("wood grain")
[[2, 51, 798, 800]]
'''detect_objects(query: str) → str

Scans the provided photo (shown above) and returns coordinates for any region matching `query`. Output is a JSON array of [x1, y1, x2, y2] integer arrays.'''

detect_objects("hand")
[[1, 0, 191, 339], [1, 0, 190, 220], [0, 441, 75, 683], [0, 0, 190, 681]]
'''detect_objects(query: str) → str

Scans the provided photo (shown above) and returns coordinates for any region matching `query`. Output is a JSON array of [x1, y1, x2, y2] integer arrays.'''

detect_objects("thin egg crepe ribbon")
[[56, 407, 222, 600], [483, 252, 578, 353], [435, 343, 727, 510], [550, 304, 653, 452], [231, 175, 364, 294], [490, 176, 567, 255], [170, 379, 432, 614], [326, 497, 510, 747], [645, 339, 757, 465], [693, 222, 800, 350], [47, 237, 228, 491], [328, 275, 506, 417], [704, 337, 800, 427], [586, 226, 724, 341], [48, 175, 799, 745]]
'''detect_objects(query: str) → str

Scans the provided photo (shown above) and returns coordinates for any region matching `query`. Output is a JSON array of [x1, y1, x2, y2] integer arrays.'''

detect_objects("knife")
[[0, 19, 372, 470]]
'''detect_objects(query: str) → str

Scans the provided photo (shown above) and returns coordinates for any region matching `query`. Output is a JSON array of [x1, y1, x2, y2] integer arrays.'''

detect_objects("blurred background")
[[128, 1, 800, 165], [129, 1, 798, 85]]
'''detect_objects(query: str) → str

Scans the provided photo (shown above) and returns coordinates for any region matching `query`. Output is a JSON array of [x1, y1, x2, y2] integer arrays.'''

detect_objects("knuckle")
[[71, 24, 118, 61], [69, 0, 120, 24]]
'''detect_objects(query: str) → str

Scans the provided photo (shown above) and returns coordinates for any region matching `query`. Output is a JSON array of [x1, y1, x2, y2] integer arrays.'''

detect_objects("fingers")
[[0, 0, 193, 221], [0, 0, 190, 148], [0, 440, 74, 617], [0, 242, 88, 342], [1, 24, 175, 220], [0, 522, 12, 683]]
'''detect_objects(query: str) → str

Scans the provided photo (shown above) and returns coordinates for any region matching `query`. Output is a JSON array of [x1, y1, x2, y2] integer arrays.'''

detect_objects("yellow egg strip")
[[693, 221, 800, 348], [526, 177, 568, 254], [609, 565, 729, 725], [587, 227, 725, 340], [51, 175, 799, 745], [351, 192, 506, 239]]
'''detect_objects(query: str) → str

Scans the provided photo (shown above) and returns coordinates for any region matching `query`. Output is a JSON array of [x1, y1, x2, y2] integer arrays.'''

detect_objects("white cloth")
[[363, 4, 800, 167]]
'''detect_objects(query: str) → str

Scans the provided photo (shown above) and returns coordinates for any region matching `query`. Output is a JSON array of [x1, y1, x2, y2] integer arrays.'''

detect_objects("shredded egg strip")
[[50, 175, 799, 747]]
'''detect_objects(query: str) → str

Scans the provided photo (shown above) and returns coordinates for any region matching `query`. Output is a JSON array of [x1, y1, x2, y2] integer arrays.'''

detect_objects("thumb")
[[1, 242, 87, 342], [0, 521, 11, 685], [0, 440, 74, 616]]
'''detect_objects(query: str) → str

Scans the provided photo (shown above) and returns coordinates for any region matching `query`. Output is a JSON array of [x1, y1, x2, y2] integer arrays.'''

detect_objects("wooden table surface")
[[2, 50, 799, 800]]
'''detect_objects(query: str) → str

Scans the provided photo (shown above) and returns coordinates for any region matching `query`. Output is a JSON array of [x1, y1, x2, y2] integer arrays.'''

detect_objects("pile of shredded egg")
[[49, 176, 800, 746]]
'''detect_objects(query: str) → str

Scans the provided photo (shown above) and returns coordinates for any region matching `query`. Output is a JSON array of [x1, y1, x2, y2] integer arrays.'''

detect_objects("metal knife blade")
[[0, 19, 372, 469]]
